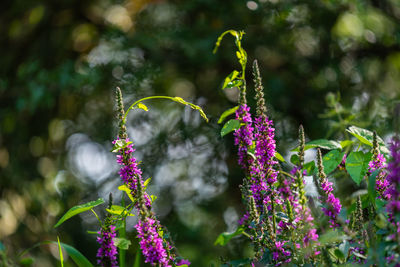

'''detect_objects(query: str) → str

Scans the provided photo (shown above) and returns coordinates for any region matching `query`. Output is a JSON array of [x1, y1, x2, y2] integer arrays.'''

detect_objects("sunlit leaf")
[[291, 139, 341, 152], [54, 198, 104, 228], [137, 103, 148, 111], [345, 151, 372, 185], [118, 185, 135, 203], [106, 205, 135, 217], [114, 238, 131, 250], [57, 237, 64, 267], [275, 152, 285, 162], [218, 106, 239, 124], [340, 140, 353, 148], [222, 71, 240, 90], [111, 139, 132, 153], [53, 241, 93, 267], [214, 226, 244, 246], [221, 119, 241, 137], [346, 126, 389, 156]]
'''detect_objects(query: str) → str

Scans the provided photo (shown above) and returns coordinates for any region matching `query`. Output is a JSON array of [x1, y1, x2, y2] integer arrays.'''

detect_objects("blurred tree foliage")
[[1, 0, 400, 266]]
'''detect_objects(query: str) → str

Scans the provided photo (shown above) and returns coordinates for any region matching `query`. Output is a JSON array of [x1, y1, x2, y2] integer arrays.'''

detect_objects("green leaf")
[[275, 152, 285, 162], [340, 140, 353, 148], [323, 150, 345, 174], [133, 248, 141, 267], [137, 103, 148, 111], [150, 195, 157, 203], [221, 119, 241, 137], [290, 154, 300, 166], [54, 198, 104, 228], [346, 126, 389, 156], [58, 242, 93, 267], [106, 205, 135, 217], [214, 226, 244, 246], [218, 106, 239, 124], [111, 139, 133, 153], [222, 71, 240, 89], [57, 237, 64, 267], [319, 231, 349, 245], [19, 257, 34, 266], [334, 248, 345, 261], [114, 238, 131, 250], [345, 151, 372, 185], [118, 185, 135, 203], [291, 139, 341, 152], [303, 161, 316, 176], [143, 178, 151, 189]]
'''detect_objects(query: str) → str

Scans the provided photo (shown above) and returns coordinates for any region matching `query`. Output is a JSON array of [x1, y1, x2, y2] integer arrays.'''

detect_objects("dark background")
[[1, 0, 400, 266]]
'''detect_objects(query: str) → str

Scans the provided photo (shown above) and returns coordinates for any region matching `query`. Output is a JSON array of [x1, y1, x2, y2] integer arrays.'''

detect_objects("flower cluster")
[[368, 151, 389, 199], [135, 217, 170, 266], [386, 138, 400, 235], [234, 104, 254, 170], [317, 149, 342, 228], [96, 224, 118, 267]]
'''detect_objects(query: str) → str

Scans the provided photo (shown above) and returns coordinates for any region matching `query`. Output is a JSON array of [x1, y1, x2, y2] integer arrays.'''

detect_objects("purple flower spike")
[[234, 104, 254, 169], [97, 225, 118, 267], [135, 217, 171, 267]]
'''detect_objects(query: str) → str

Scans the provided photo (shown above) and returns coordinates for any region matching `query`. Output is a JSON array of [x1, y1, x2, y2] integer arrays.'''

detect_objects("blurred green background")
[[1, 0, 400, 266]]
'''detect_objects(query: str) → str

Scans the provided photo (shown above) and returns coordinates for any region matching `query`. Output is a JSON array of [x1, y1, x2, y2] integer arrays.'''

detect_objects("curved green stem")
[[123, 96, 208, 124]]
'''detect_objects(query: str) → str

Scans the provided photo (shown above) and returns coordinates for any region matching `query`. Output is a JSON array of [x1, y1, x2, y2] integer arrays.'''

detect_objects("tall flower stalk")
[[113, 88, 189, 266]]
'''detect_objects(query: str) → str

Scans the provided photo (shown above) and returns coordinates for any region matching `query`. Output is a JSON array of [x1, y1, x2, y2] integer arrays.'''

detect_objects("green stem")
[[279, 170, 296, 180], [90, 209, 102, 225], [119, 195, 126, 267]]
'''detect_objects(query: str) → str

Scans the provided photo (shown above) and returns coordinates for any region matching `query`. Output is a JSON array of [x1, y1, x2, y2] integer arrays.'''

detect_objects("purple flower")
[[135, 217, 171, 267], [97, 225, 118, 267], [234, 104, 254, 169], [320, 180, 342, 228], [113, 138, 151, 207], [386, 138, 400, 239], [368, 152, 389, 199], [177, 259, 191, 266]]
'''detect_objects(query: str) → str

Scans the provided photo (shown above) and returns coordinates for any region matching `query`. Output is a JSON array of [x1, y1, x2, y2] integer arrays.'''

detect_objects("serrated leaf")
[[214, 226, 244, 246], [106, 205, 135, 217], [54, 198, 104, 228], [323, 150, 345, 174], [221, 119, 241, 137], [218, 106, 239, 124], [137, 103, 148, 111], [346, 126, 389, 156], [118, 185, 135, 203], [345, 151, 372, 185], [114, 238, 131, 250], [291, 139, 341, 152], [275, 152, 285, 162]]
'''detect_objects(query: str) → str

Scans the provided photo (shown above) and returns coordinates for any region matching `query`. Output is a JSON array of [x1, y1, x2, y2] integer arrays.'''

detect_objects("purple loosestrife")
[[368, 131, 389, 199], [317, 149, 342, 228], [135, 217, 170, 266], [386, 137, 400, 241], [114, 88, 188, 266], [97, 224, 118, 267], [234, 104, 254, 170]]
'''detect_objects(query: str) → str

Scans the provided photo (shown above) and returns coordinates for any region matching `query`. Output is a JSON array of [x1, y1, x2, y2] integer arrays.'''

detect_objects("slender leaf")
[[214, 226, 244, 246], [218, 106, 239, 124], [275, 152, 285, 162], [106, 205, 135, 217], [368, 170, 379, 205], [118, 185, 135, 203], [57, 237, 64, 267], [54, 198, 104, 228], [221, 119, 241, 137], [137, 103, 148, 111], [291, 139, 341, 152], [345, 151, 372, 185], [58, 242, 93, 267], [133, 248, 141, 267]]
